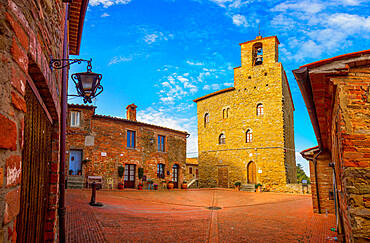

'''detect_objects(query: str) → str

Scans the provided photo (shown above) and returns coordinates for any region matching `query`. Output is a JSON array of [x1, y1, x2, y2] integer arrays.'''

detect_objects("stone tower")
[[193, 36, 296, 191]]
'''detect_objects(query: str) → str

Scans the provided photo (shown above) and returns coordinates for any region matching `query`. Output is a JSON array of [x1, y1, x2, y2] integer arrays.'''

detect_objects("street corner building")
[[66, 103, 189, 189], [193, 36, 296, 192], [0, 0, 89, 242], [294, 50, 370, 242]]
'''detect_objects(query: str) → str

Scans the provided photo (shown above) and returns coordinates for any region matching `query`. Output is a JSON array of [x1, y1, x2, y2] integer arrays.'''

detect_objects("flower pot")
[[256, 186, 262, 193], [118, 184, 124, 190], [181, 183, 187, 189], [154, 185, 158, 190], [235, 185, 240, 191], [138, 185, 143, 190], [167, 182, 174, 190]]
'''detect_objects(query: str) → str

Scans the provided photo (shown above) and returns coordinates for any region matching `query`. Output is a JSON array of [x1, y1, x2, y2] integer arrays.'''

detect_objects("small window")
[[157, 163, 165, 178], [158, 135, 165, 152], [70, 111, 80, 127], [226, 108, 230, 118], [257, 104, 264, 116], [246, 130, 252, 143], [223, 109, 226, 119], [204, 113, 209, 127], [127, 130, 136, 148], [219, 133, 225, 144], [189, 167, 193, 174]]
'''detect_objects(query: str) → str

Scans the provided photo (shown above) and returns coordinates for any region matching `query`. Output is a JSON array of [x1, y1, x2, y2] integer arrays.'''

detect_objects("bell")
[[255, 55, 263, 65]]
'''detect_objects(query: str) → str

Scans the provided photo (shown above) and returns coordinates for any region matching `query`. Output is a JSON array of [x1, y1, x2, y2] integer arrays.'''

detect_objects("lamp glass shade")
[[74, 71, 101, 97]]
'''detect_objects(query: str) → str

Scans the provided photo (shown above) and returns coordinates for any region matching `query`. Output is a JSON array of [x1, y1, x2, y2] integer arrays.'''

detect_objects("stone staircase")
[[187, 177, 199, 189], [67, 175, 85, 189], [241, 184, 255, 192]]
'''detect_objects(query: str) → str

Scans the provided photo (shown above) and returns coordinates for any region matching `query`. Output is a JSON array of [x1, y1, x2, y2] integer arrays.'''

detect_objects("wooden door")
[[218, 166, 229, 188], [248, 161, 256, 184], [69, 150, 82, 175], [124, 164, 135, 188], [172, 164, 179, 188], [16, 84, 51, 242]]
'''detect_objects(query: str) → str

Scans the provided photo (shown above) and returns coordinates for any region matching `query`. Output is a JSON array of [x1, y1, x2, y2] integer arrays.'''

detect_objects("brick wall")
[[309, 150, 335, 214], [0, 0, 66, 241], [66, 105, 188, 189], [333, 65, 370, 242], [195, 36, 296, 191]]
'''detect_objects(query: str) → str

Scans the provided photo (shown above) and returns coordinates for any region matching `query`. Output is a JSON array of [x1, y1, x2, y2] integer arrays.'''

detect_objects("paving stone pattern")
[[66, 189, 336, 242]]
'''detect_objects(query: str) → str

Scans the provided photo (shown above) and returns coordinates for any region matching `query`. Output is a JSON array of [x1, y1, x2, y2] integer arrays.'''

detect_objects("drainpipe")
[[313, 149, 322, 214], [59, 4, 69, 243], [293, 67, 323, 214]]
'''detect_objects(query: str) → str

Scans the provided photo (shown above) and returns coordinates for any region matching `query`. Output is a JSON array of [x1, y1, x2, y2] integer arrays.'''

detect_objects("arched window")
[[257, 104, 264, 116], [226, 108, 230, 118], [252, 42, 263, 66], [204, 113, 209, 127], [246, 129, 252, 143], [222, 109, 226, 119], [219, 133, 225, 144]]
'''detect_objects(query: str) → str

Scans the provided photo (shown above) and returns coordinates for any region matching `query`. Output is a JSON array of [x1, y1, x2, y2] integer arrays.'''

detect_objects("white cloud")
[[211, 84, 220, 90], [89, 0, 132, 8], [231, 14, 248, 27], [203, 85, 210, 90], [144, 33, 159, 44], [187, 60, 204, 66], [160, 97, 175, 104], [101, 13, 110, 17], [223, 82, 233, 86], [272, 1, 324, 14], [161, 82, 171, 88], [108, 55, 132, 65], [177, 76, 189, 83], [327, 13, 370, 33], [209, 0, 234, 8]]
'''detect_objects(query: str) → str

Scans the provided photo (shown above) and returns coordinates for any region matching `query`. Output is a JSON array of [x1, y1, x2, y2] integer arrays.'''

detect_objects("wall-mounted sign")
[[258, 170, 262, 174], [101, 152, 107, 156]]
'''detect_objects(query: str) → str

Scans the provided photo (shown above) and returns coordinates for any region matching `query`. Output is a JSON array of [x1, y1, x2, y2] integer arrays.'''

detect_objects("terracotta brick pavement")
[[66, 189, 337, 242]]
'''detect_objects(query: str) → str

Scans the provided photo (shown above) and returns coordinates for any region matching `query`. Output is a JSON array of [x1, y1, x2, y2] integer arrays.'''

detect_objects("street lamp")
[[50, 57, 103, 103]]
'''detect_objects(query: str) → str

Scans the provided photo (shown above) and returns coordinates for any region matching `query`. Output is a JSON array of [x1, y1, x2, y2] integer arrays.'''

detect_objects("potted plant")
[[181, 181, 187, 189], [138, 182, 143, 190], [235, 181, 241, 191], [161, 180, 167, 190], [167, 180, 174, 189], [138, 167, 144, 180], [154, 183, 158, 190], [69, 169, 73, 175], [255, 183, 262, 193], [118, 166, 124, 178], [118, 182, 124, 190], [77, 169, 82, 175]]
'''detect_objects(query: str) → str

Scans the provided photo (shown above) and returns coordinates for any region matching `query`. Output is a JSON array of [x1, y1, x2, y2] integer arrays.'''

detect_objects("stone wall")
[[333, 65, 370, 242], [66, 105, 187, 189], [196, 36, 296, 191], [0, 0, 66, 241]]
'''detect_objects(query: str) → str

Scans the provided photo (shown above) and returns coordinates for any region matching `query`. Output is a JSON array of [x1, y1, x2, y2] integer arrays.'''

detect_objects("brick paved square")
[[66, 189, 336, 242]]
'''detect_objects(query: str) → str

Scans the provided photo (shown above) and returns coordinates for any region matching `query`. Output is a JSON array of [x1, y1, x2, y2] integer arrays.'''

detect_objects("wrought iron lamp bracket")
[[49, 55, 92, 70]]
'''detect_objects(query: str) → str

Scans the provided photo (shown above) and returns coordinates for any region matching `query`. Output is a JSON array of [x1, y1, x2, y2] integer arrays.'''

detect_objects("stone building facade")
[[194, 36, 296, 191], [294, 50, 370, 242], [66, 103, 188, 189], [0, 0, 88, 242]]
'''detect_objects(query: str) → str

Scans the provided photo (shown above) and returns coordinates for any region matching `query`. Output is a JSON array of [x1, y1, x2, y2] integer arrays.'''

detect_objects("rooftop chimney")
[[126, 103, 137, 121]]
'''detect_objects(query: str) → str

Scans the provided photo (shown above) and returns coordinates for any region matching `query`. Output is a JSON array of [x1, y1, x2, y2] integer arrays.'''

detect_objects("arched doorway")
[[172, 164, 179, 188], [247, 161, 256, 184]]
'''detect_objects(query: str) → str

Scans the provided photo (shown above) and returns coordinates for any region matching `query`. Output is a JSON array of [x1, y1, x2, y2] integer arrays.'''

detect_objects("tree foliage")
[[297, 163, 310, 184]]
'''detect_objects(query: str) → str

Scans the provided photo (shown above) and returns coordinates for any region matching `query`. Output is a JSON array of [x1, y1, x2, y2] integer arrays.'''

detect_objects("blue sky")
[[69, 0, 370, 175]]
